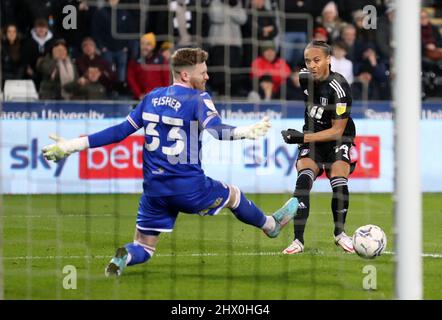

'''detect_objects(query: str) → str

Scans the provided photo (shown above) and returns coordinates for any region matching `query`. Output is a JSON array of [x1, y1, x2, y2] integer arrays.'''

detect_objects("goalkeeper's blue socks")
[[230, 189, 267, 228], [125, 242, 154, 266]]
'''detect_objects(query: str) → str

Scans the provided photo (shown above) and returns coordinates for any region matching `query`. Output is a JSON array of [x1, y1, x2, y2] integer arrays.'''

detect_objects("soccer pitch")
[[2, 193, 441, 300]]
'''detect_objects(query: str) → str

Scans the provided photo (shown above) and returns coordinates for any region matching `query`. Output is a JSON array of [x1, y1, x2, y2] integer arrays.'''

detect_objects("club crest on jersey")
[[320, 97, 328, 106], [336, 103, 347, 115]]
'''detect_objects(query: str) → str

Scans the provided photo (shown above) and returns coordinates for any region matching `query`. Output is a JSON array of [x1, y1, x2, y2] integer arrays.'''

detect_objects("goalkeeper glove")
[[232, 116, 272, 140], [42, 134, 89, 162], [281, 129, 304, 144]]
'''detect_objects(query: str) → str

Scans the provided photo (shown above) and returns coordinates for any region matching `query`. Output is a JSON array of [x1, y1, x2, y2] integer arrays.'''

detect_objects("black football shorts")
[[297, 141, 356, 177]]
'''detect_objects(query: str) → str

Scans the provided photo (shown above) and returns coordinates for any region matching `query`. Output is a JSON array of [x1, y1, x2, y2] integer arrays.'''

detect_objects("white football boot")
[[334, 232, 355, 253], [282, 239, 304, 254]]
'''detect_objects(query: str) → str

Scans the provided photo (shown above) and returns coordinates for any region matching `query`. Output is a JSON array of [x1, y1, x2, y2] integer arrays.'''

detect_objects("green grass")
[[1, 193, 441, 300]]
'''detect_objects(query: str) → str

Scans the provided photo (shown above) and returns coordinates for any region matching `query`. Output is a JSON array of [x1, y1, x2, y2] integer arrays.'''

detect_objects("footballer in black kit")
[[281, 40, 357, 254]]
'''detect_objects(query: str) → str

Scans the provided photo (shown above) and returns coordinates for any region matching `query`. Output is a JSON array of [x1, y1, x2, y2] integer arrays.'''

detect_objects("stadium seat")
[[3, 80, 39, 101]]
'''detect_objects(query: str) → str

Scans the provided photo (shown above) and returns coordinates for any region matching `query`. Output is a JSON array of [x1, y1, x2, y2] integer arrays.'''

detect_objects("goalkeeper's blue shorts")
[[136, 176, 230, 233]]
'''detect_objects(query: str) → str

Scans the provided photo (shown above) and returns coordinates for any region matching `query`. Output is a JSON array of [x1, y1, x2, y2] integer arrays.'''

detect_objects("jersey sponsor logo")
[[203, 99, 217, 113], [320, 97, 328, 106], [308, 105, 324, 120], [336, 103, 347, 115]]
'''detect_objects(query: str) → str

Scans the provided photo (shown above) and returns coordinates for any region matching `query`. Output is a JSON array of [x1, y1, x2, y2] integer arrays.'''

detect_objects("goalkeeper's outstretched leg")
[[225, 185, 298, 238], [105, 229, 159, 277]]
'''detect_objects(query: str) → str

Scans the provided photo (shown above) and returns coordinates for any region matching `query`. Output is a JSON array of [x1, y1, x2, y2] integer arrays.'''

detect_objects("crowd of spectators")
[[1, 0, 442, 101]]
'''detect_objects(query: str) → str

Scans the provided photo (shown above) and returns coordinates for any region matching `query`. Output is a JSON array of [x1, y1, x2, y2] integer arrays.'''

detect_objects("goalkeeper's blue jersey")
[[127, 84, 220, 196]]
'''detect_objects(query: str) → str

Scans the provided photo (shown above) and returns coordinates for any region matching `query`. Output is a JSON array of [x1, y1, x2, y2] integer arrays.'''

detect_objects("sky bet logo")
[[10, 138, 66, 176], [244, 136, 380, 178], [244, 139, 298, 176]]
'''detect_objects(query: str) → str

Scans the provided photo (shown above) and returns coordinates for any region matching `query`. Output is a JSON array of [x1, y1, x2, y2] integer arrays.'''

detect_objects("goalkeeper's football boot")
[[334, 232, 355, 253], [264, 197, 299, 238], [282, 239, 304, 254], [105, 247, 128, 277]]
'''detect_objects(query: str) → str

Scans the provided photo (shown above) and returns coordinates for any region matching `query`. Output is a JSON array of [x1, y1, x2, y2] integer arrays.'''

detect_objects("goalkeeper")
[[43, 47, 298, 277]]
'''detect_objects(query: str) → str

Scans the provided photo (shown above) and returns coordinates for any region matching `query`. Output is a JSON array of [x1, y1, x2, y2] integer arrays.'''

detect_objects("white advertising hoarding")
[[1, 119, 440, 194]]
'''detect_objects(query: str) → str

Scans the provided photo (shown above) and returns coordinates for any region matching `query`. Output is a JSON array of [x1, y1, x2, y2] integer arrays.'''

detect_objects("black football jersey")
[[299, 68, 356, 142]]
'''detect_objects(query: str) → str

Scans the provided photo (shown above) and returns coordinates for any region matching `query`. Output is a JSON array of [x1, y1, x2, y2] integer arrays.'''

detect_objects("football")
[[352, 225, 387, 259]]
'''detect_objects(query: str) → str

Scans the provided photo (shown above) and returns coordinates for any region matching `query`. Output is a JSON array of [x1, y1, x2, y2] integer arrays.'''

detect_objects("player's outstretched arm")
[[42, 119, 138, 162], [42, 134, 89, 162], [205, 116, 272, 140], [281, 118, 348, 144]]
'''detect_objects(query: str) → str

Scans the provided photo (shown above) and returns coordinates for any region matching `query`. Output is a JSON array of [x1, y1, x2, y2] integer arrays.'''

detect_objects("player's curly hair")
[[171, 48, 209, 73]]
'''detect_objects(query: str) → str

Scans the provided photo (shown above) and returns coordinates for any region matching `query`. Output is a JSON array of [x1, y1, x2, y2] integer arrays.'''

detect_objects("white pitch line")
[[2, 250, 442, 260], [3, 214, 116, 218], [384, 251, 442, 259], [2, 252, 280, 261], [2, 211, 386, 218]]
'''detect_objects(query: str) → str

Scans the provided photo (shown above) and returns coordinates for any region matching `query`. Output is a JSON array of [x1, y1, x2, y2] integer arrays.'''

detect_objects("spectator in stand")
[[12, 0, 57, 35], [316, 1, 346, 43], [91, 0, 136, 89], [76, 37, 116, 94], [166, 0, 211, 46], [127, 33, 170, 100], [37, 39, 78, 100], [281, 0, 318, 69], [339, 24, 362, 64], [159, 41, 174, 62], [283, 69, 305, 101], [247, 74, 279, 102], [208, 0, 247, 96], [64, 65, 107, 100], [333, 0, 381, 24], [421, 8, 442, 61], [242, 0, 279, 69], [375, 3, 394, 65], [250, 42, 291, 97], [331, 41, 353, 84], [352, 44, 389, 100], [352, 9, 376, 45], [313, 27, 329, 42], [1, 24, 26, 86], [24, 18, 55, 89], [52, 0, 92, 59], [1, 0, 18, 31]]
